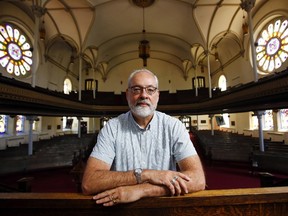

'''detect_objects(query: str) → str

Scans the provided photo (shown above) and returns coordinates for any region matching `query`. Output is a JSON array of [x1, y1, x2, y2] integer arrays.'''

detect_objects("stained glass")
[[16, 115, 24, 133], [0, 115, 7, 134], [263, 110, 273, 130], [256, 18, 288, 73], [0, 24, 33, 77], [279, 109, 288, 130]]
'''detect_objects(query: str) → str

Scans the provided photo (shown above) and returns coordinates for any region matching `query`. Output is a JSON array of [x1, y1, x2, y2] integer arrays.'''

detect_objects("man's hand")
[[142, 170, 191, 196], [93, 185, 143, 206]]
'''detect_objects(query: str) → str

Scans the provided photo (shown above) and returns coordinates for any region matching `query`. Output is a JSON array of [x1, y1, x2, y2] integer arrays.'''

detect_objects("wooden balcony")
[[0, 69, 288, 116]]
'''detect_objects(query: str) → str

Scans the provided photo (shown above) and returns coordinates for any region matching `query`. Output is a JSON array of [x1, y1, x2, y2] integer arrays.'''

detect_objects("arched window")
[[63, 78, 72, 94], [256, 17, 288, 73], [218, 75, 227, 91], [263, 110, 273, 130], [251, 110, 274, 130], [0, 23, 33, 77], [251, 113, 258, 130], [0, 115, 7, 134], [16, 115, 25, 133], [279, 109, 288, 130]]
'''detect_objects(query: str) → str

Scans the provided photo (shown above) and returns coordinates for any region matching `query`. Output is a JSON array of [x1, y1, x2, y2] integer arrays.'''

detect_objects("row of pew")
[[0, 133, 97, 192], [193, 129, 288, 175]]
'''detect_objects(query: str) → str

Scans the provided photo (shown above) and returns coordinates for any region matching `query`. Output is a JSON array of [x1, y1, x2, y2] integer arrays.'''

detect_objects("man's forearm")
[[139, 182, 170, 198], [82, 170, 136, 195], [182, 170, 206, 192]]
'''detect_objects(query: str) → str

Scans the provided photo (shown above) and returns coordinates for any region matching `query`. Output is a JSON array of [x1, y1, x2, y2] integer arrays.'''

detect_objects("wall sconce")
[[201, 65, 204, 73], [215, 51, 219, 62]]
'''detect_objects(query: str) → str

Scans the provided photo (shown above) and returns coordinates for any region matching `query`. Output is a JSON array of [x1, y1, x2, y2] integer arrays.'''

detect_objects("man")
[[82, 69, 205, 206]]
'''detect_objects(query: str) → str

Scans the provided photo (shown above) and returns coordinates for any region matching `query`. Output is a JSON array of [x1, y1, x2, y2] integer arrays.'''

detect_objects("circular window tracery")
[[0, 24, 33, 77], [256, 18, 288, 73]]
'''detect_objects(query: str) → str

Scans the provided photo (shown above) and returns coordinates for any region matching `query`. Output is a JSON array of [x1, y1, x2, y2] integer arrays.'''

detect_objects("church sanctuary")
[[0, 0, 288, 215]]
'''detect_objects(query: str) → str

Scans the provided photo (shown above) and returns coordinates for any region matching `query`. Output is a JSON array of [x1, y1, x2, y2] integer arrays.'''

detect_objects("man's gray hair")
[[128, 69, 159, 88]]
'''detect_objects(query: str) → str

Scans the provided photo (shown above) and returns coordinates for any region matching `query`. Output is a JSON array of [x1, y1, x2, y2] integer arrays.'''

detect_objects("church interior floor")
[[1, 162, 288, 193]]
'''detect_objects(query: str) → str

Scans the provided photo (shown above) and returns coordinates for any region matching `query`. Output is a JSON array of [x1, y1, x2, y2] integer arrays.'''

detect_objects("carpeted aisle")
[[1, 163, 262, 193]]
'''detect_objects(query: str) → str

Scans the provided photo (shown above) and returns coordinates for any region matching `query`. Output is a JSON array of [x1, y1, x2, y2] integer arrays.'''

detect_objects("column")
[[92, 67, 96, 99], [31, 5, 46, 87], [78, 54, 83, 101], [255, 111, 265, 152], [26, 116, 38, 156], [77, 117, 82, 138], [206, 50, 212, 98], [209, 114, 214, 136], [240, 0, 258, 82]]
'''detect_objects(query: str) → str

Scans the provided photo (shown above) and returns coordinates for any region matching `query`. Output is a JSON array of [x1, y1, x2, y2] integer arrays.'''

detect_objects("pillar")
[[78, 54, 83, 101], [77, 117, 82, 138], [206, 50, 212, 98], [255, 111, 265, 152], [31, 5, 46, 87], [26, 116, 38, 156], [240, 0, 258, 82], [209, 114, 215, 136]]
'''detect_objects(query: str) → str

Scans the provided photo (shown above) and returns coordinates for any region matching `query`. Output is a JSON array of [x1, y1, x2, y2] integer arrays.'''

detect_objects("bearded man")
[[81, 69, 205, 206]]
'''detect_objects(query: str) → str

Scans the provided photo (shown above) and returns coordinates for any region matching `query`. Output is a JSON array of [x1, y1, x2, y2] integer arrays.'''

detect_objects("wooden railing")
[[1, 187, 288, 216]]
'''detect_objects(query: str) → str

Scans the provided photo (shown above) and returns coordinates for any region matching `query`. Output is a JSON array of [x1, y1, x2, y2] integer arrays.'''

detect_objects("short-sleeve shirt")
[[90, 111, 197, 171]]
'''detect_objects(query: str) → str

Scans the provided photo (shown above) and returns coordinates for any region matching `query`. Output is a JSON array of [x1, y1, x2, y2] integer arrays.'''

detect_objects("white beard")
[[132, 105, 155, 118], [129, 99, 157, 118]]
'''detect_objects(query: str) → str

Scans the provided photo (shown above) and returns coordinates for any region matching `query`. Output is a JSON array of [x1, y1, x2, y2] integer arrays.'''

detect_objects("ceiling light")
[[133, 0, 154, 67]]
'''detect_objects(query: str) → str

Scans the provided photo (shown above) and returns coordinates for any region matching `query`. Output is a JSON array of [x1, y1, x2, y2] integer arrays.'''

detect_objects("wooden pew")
[[194, 130, 256, 164], [0, 187, 288, 216], [252, 151, 288, 173]]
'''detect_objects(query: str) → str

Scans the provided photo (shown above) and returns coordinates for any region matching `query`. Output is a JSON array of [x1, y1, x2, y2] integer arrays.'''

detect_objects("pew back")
[[1, 187, 288, 216]]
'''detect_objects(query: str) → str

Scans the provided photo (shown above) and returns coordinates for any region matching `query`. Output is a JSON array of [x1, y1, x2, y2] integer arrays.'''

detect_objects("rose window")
[[256, 18, 288, 73], [0, 24, 33, 77]]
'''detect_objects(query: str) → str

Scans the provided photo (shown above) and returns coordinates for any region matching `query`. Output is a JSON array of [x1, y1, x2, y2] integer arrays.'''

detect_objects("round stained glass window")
[[0, 24, 33, 77], [256, 18, 288, 73]]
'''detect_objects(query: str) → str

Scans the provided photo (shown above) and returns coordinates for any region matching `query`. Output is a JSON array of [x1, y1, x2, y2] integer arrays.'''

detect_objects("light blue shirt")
[[90, 111, 197, 171]]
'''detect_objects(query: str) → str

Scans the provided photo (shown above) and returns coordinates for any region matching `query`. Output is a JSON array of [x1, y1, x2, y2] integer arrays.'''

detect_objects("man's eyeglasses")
[[129, 86, 158, 96]]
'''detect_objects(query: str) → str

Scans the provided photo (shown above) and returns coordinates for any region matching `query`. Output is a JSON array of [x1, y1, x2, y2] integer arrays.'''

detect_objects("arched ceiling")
[[4, 0, 271, 78]]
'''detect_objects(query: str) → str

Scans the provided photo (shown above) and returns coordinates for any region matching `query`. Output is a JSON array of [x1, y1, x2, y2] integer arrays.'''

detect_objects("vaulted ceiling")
[[3, 0, 272, 80]]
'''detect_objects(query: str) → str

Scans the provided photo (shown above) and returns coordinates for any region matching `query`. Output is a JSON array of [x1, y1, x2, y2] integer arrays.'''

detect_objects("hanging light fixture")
[[138, 31, 150, 66], [133, 0, 154, 67]]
